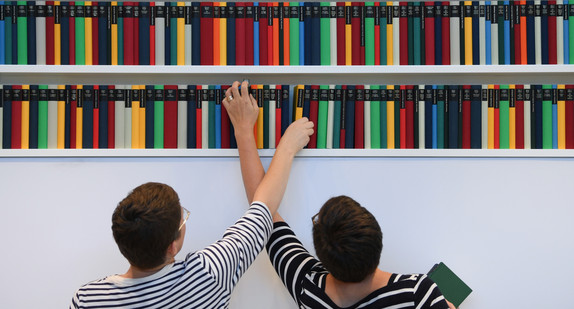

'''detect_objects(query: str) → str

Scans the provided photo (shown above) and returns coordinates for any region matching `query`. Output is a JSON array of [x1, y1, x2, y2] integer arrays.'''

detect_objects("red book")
[[441, 1, 450, 65], [355, 85, 365, 149], [259, 2, 268, 65], [548, 1, 557, 64], [108, 85, 115, 148], [462, 85, 471, 149], [515, 85, 525, 149], [92, 2, 99, 65], [70, 85, 77, 149], [221, 85, 231, 148], [424, 2, 435, 65], [494, 85, 500, 149], [267, 3, 274, 65], [69, 3, 76, 65], [150, 2, 156, 65], [374, 2, 380, 65], [164, 85, 178, 148], [93, 85, 100, 148], [11, 85, 22, 149], [336, 2, 346, 65], [406, 85, 415, 148], [399, 86, 406, 148], [566, 85, 574, 149], [196, 85, 202, 148], [340, 85, 347, 148], [133, 2, 140, 65], [235, 2, 246, 65], [200, 2, 214, 65], [123, 2, 135, 65], [308, 85, 319, 148], [245, 2, 254, 65], [46, 1, 55, 65], [513, 2, 521, 65], [351, 2, 361, 65], [399, 2, 408, 65], [275, 85, 282, 148]]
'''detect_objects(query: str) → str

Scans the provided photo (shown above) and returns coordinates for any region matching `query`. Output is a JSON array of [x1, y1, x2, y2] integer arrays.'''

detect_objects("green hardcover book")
[[75, 2, 86, 65], [370, 85, 380, 148], [428, 262, 472, 308], [170, 4, 177, 65], [365, 2, 375, 65], [154, 85, 164, 149], [542, 84, 553, 149], [498, 2, 505, 64], [413, 2, 421, 65], [407, 2, 414, 64], [38, 85, 49, 148], [289, 2, 299, 65], [118, 3, 124, 65], [437, 86, 445, 149], [499, 85, 510, 149], [333, 85, 342, 148], [317, 85, 329, 148], [320, 2, 330, 65], [379, 3, 387, 65], [208, 85, 215, 148], [380, 85, 387, 148], [17, 1, 27, 64]]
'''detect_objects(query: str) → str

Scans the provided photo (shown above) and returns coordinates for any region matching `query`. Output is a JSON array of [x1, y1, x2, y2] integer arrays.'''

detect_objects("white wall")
[[0, 155, 573, 308]]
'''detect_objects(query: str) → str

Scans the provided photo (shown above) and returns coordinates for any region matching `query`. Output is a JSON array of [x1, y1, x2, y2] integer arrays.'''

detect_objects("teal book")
[[428, 262, 472, 308]]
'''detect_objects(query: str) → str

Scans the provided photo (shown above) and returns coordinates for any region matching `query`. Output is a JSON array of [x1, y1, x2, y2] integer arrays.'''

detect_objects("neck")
[[122, 258, 175, 279], [325, 269, 390, 307]]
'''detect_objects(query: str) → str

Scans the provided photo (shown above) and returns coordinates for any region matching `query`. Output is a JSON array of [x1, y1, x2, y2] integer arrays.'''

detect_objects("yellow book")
[[177, 2, 185, 65], [295, 85, 304, 120], [54, 1, 61, 65], [509, 84, 516, 149], [219, 2, 227, 66], [345, 2, 352, 65], [111, 1, 118, 65], [21, 85, 30, 149], [387, 85, 394, 148], [131, 85, 140, 148], [76, 85, 83, 149], [558, 84, 566, 149], [85, 1, 93, 65], [57, 85, 65, 148], [488, 84, 494, 149], [138, 86, 146, 148], [256, 84, 264, 149], [386, 2, 393, 65], [464, 1, 473, 65]]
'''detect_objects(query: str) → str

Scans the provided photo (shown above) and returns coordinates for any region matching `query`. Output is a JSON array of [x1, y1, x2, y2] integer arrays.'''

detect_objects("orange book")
[[213, 2, 221, 65], [520, 1, 527, 64], [273, 2, 280, 65], [283, 4, 290, 65]]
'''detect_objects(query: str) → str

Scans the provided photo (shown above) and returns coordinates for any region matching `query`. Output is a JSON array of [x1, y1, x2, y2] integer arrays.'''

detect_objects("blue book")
[[424, 85, 432, 148], [281, 85, 290, 136], [526, 1, 535, 64], [448, 86, 460, 149], [311, 2, 321, 65], [299, 2, 305, 65], [215, 85, 221, 149], [192, 2, 201, 65], [226, 2, 235, 65], [27, 3, 36, 64], [303, 85, 311, 119], [2, 86, 11, 148], [208, 86, 215, 148], [145, 85, 154, 148], [485, 1, 492, 64], [304, 2, 312, 65], [503, 1, 511, 64], [533, 85, 543, 149], [345, 86, 355, 149], [61, 2, 69, 65], [541, 1, 549, 64], [432, 85, 438, 149], [63, 86, 71, 148], [333, 85, 342, 148], [565, 0, 569, 64], [186, 85, 197, 148], [0, 1, 5, 64], [472, 2, 480, 65], [163, 2, 171, 65], [139, 2, 150, 65], [471, 85, 482, 148], [552, 84, 558, 148], [29, 85, 39, 148], [99, 86, 109, 148], [4, 2, 12, 65], [253, 2, 259, 65], [82, 86, 94, 149], [98, 3, 109, 65], [437, 86, 445, 149], [435, 2, 442, 65], [169, 3, 177, 65]]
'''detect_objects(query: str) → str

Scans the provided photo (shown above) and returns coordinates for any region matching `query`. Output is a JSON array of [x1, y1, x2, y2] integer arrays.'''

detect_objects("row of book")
[[2, 83, 574, 150], [3, 1, 574, 66]]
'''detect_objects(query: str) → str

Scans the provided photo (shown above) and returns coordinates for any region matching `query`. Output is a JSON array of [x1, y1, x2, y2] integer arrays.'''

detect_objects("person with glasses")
[[70, 80, 314, 309]]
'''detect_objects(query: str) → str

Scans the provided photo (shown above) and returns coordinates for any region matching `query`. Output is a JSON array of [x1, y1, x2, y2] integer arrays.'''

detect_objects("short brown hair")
[[112, 182, 182, 269], [312, 196, 383, 282]]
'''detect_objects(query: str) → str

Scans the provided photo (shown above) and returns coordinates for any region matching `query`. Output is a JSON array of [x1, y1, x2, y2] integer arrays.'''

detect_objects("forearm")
[[236, 129, 265, 204]]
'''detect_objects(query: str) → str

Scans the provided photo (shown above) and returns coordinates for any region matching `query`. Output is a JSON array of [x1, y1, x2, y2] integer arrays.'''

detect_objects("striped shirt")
[[71, 202, 272, 309], [266, 222, 450, 309]]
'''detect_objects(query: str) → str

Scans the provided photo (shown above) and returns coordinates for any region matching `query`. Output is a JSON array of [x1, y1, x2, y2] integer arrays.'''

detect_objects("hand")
[[222, 80, 259, 135], [277, 117, 314, 156], [446, 300, 456, 309]]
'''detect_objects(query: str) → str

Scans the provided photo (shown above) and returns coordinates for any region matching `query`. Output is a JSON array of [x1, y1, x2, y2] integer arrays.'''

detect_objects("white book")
[[178, 85, 187, 148], [364, 85, 371, 149], [47, 85, 58, 149], [36, 1, 47, 65], [156, 2, 165, 65], [202, 85, 209, 149], [479, 1, 486, 65], [330, 2, 337, 65], [482, 84, 488, 149], [535, 0, 541, 64], [491, 6, 499, 65], [327, 85, 335, 148], [451, 1, 461, 65], [524, 84, 531, 149], [393, 2, 400, 65], [419, 84, 425, 149], [269, 85, 276, 149], [185, 2, 192, 65], [115, 85, 125, 149], [557, 0, 564, 64]]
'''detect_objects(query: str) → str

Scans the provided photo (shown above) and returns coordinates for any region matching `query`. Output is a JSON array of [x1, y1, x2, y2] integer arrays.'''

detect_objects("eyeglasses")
[[311, 212, 319, 225], [178, 207, 191, 231]]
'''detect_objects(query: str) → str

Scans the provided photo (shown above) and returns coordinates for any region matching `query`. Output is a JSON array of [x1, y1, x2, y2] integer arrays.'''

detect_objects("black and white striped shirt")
[[266, 221, 450, 309], [71, 202, 272, 309]]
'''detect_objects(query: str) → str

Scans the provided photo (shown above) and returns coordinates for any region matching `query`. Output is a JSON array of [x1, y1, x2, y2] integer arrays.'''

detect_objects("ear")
[[166, 241, 178, 257]]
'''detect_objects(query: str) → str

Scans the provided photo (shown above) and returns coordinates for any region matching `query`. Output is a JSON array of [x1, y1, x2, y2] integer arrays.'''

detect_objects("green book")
[[118, 4, 124, 65], [499, 85, 510, 149], [38, 85, 49, 148], [333, 85, 342, 148], [317, 85, 329, 148], [289, 2, 299, 65], [428, 262, 472, 308], [379, 3, 387, 65], [17, 1, 27, 64], [380, 86, 387, 148], [75, 2, 86, 65], [498, 2, 505, 65], [208, 86, 215, 149], [413, 2, 421, 65], [437, 86, 445, 149], [542, 85, 553, 149], [365, 2, 375, 65], [407, 3, 414, 65], [320, 2, 330, 65], [170, 5, 177, 65], [370, 85, 380, 148], [154, 85, 164, 149]]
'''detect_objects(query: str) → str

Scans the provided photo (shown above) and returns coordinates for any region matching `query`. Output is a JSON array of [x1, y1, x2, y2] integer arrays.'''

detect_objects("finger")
[[240, 80, 250, 99], [230, 81, 241, 100], [249, 94, 258, 109]]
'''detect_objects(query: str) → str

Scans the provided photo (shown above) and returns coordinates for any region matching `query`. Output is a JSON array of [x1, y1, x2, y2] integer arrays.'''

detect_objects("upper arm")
[[414, 276, 451, 309]]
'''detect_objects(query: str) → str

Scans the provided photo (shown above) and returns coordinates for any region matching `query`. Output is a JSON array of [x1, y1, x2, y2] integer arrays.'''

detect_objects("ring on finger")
[[227, 95, 234, 102]]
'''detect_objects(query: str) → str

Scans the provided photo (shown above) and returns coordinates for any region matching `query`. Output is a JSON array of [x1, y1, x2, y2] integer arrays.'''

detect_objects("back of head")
[[112, 182, 181, 270], [312, 196, 383, 283]]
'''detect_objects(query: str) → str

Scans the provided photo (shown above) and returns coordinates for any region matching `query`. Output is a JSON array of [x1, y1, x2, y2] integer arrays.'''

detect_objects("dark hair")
[[112, 182, 182, 270], [312, 196, 383, 282]]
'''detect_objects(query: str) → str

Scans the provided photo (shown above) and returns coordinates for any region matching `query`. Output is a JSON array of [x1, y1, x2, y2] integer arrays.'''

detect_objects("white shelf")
[[2, 148, 574, 158], [2, 64, 574, 85]]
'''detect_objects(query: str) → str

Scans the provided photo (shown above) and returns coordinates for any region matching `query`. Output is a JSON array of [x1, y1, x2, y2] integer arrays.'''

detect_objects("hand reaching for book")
[[223, 80, 259, 135], [277, 117, 314, 156]]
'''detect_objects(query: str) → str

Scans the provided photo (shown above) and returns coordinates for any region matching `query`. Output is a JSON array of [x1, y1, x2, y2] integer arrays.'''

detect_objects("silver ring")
[[227, 95, 234, 102]]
